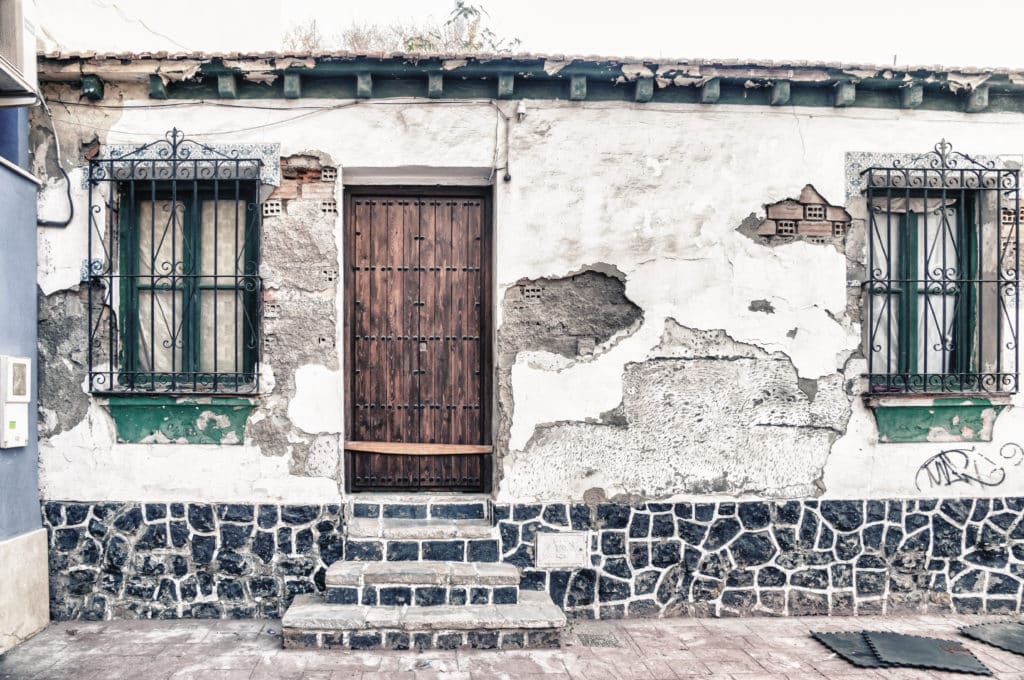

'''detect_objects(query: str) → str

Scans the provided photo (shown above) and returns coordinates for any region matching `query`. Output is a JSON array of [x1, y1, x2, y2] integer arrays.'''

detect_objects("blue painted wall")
[[0, 106, 40, 541], [0, 107, 30, 169]]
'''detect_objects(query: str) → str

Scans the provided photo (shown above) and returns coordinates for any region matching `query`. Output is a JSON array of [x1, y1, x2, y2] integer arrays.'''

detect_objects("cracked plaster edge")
[[503, 242, 852, 376]]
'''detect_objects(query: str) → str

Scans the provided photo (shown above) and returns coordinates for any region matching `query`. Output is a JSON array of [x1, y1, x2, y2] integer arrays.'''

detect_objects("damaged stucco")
[[503, 320, 851, 502], [30, 70, 1024, 505], [250, 153, 342, 480], [496, 270, 643, 462]]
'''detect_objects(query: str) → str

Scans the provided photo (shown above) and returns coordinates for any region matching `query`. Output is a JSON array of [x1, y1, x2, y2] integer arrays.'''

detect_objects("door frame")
[[342, 185, 495, 493]]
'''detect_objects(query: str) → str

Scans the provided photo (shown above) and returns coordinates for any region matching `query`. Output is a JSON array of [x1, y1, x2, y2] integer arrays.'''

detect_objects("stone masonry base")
[[41, 496, 1024, 621]]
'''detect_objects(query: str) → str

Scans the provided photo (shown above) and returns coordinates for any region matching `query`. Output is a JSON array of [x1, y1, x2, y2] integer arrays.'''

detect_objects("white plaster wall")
[[35, 95, 1024, 503]]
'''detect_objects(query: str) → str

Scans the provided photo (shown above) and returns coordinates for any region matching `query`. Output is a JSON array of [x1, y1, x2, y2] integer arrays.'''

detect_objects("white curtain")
[[136, 200, 185, 373], [916, 206, 959, 375], [198, 200, 246, 373], [870, 204, 959, 377]]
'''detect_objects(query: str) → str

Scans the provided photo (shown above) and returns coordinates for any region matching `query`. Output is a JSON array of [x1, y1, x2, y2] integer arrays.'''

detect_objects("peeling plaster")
[[32, 86, 1024, 504], [501, 320, 851, 502]]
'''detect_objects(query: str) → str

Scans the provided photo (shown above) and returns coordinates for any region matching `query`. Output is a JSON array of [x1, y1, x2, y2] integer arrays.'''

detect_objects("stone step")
[[344, 535, 501, 563], [282, 590, 565, 651], [348, 497, 490, 523], [325, 560, 520, 606], [347, 516, 495, 539], [328, 560, 519, 587]]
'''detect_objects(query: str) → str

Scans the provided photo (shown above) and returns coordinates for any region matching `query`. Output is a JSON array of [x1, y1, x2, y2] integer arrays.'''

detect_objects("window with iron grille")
[[864, 140, 1020, 394], [86, 129, 263, 394]]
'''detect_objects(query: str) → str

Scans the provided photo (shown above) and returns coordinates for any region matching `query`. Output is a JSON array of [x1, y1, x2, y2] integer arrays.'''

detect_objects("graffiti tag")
[[915, 443, 1024, 491]]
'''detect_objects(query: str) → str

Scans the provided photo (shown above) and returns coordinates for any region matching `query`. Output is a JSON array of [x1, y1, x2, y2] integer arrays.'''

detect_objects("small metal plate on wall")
[[536, 532, 589, 568], [864, 631, 992, 676], [961, 622, 1024, 656], [811, 632, 891, 668]]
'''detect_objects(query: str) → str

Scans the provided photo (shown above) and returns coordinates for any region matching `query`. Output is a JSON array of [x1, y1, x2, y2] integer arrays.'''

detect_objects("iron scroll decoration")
[[85, 129, 265, 395], [865, 139, 1019, 191], [88, 128, 263, 183], [862, 140, 1021, 394]]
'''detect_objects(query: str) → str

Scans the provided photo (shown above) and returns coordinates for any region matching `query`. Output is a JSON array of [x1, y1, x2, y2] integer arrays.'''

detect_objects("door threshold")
[[344, 492, 494, 502]]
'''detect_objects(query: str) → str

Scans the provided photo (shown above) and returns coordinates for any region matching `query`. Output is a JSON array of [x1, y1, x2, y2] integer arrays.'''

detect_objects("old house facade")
[[29, 50, 1024, 647]]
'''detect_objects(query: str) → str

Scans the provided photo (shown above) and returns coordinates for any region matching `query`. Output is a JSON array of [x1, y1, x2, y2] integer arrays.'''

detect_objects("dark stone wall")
[[43, 496, 1024, 620], [496, 497, 1024, 619], [42, 502, 343, 620]]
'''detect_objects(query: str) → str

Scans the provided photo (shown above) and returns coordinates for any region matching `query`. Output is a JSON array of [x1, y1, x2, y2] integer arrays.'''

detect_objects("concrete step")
[[325, 560, 520, 606], [282, 590, 565, 651]]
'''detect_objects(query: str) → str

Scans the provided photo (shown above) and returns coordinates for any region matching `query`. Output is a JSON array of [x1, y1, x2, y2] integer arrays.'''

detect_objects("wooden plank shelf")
[[345, 441, 492, 456]]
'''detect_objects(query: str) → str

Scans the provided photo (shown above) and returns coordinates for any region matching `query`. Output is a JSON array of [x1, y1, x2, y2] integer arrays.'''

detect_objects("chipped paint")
[[871, 399, 1006, 444], [105, 397, 255, 445]]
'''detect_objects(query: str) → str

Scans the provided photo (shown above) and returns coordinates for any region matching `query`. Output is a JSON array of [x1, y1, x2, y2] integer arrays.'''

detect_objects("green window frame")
[[869, 195, 980, 392], [893, 208, 976, 378], [117, 183, 260, 393]]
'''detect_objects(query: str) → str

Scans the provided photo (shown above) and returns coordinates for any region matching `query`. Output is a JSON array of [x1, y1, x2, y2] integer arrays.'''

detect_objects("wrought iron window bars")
[[864, 140, 1020, 394], [86, 128, 263, 394]]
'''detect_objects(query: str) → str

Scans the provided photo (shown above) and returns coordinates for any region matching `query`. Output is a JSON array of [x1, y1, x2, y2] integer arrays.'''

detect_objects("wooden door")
[[344, 189, 492, 492]]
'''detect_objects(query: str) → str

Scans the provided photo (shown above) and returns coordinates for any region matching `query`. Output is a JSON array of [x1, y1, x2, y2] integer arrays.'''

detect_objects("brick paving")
[[4, 614, 1024, 679]]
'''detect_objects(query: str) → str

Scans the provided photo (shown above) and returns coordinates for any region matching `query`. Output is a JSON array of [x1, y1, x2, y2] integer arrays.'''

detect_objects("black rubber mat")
[[864, 631, 992, 676], [961, 622, 1024, 656], [811, 632, 891, 668]]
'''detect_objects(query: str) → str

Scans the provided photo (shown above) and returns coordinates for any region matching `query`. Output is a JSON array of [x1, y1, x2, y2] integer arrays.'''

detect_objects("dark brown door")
[[344, 189, 492, 492]]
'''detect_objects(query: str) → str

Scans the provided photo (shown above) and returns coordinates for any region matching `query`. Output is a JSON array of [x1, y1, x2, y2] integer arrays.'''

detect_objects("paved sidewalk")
[[3, 614, 1024, 679]]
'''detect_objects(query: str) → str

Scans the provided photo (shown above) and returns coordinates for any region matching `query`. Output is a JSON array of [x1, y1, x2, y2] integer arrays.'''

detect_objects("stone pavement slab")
[[3, 613, 1024, 679]]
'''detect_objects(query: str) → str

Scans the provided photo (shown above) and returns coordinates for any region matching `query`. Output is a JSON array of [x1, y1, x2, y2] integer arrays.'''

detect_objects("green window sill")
[[866, 394, 1011, 444], [101, 396, 258, 445]]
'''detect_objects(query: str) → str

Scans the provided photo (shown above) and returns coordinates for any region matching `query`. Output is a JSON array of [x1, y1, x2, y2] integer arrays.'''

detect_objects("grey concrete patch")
[[37, 287, 93, 437]]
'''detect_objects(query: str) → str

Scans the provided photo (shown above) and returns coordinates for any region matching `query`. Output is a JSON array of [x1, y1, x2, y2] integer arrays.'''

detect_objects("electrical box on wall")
[[0, 356, 31, 448]]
